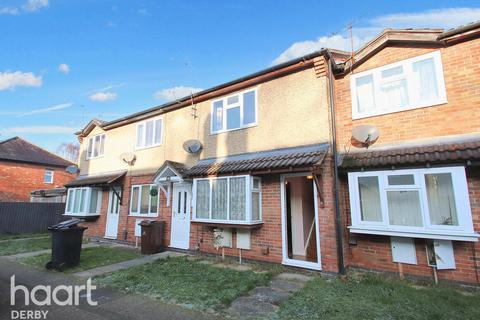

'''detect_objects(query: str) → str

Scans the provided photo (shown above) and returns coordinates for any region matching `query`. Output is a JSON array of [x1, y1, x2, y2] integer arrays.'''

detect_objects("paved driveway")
[[0, 258, 218, 320]]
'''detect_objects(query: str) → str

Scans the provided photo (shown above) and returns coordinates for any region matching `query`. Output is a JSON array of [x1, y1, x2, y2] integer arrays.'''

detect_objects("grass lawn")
[[0, 232, 49, 241], [0, 237, 51, 256], [97, 256, 273, 312], [20, 246, 141, 273], [273, 274, 480, 320]]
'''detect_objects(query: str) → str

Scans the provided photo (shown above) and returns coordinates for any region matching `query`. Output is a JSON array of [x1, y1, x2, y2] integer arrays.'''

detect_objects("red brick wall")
[[334, 39, 480, 285], [0, 160, 76, 202]]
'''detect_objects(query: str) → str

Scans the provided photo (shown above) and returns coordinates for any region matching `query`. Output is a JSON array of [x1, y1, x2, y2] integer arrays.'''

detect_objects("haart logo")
[[10, 275, 97, 319]]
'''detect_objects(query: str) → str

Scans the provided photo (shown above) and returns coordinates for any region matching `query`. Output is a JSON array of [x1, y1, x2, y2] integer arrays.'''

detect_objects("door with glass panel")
[[170, 184, 191, 249], [105, 187, 121, 239]]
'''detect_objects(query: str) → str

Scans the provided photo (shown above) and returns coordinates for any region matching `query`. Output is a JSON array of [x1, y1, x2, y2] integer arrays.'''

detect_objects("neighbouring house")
[[0, 137, 77, 202], [64, 22, 480, 285], [334, 23, 480, 284], [30, 188, 67, 203]]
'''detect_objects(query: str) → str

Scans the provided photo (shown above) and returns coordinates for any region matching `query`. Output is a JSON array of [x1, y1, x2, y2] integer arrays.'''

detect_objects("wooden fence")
[[0, 202, 67, 234]]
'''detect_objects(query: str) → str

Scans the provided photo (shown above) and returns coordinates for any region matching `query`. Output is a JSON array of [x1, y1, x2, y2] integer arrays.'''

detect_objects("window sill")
[[86, 155, 105, 161], [352, 99, 448, 120], [349, 226, 479, 242], [129, 213, 159, 218], [191, 220, 263, 230], [135, 144, 162, 151], [211, 123, 257, 135]]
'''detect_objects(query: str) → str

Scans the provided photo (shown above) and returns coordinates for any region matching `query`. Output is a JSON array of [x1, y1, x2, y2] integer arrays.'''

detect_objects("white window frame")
[[210, 88, 258, 134], [129, 184, 159, 217], [86, 134, 106, 160], [64, 187, 102, 216], [135, 117, 163, 150], [350, 51, 447, 119], [192, 175, 262, 225], [348, 166, 478, 241], [44, 169, 54, 184]]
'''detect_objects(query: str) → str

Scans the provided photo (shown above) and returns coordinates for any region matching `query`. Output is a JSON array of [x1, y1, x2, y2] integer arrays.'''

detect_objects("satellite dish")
[[120, 152, 136, 165], [183, 140, 203, 154], [352, 125, 380, 148], [66, 165, 79, 174]]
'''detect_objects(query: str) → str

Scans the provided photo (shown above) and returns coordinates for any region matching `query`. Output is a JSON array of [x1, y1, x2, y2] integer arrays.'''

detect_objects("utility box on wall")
[[236, 229, 251, 250]]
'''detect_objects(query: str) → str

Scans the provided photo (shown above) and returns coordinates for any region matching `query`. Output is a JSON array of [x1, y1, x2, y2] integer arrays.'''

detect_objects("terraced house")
[[64, 22, 480, 284]]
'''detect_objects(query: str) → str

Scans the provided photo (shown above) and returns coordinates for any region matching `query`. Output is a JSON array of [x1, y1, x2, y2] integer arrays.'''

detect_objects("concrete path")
[[228, 272, 313, 319], [0, 236, 49, 243], [0, 257, 218, 320], [74, 251, 187, 278], [3, 242, 99, 260]]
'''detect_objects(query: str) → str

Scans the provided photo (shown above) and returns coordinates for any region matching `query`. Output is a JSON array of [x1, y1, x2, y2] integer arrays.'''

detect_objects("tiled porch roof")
[[186, 143, 329, 177], [340, 139, 480, 169], [65, 170, 127, 188]]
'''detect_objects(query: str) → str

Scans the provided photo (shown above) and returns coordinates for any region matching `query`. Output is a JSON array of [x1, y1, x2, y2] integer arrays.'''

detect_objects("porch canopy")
[[339, 137, 480, 170], [186, 143, 329, 178], [64, 170, 127, 188]]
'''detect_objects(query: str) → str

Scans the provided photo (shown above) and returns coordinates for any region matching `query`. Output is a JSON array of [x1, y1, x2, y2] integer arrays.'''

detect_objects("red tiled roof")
[[0, 137, 73, 167], [340, 140, 480, 169]]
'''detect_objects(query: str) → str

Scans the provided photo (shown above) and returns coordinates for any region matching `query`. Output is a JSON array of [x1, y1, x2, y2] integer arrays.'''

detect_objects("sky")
[[0, 0, 479, 153]]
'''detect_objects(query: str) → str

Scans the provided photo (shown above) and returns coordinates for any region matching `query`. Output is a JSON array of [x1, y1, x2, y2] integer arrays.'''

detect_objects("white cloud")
[[22, 0, 48, 12], [0, 71, 42, 91], [1, 0, 48, 15], [17, 102, 73, 117], [1, 126, 77, 134], [58, 63, 70, 74], [371, 8, 480, 30], [89, 91, 117, 102], [154, 86, 203, 101], [271, 7, 480, 65]]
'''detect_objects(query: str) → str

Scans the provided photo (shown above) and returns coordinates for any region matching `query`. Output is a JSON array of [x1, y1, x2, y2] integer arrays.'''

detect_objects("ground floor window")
[[129, 184, 158, 216], [192, 175, 261, 224], [65, 187, 102, 216], [348, 166, 477, 241]]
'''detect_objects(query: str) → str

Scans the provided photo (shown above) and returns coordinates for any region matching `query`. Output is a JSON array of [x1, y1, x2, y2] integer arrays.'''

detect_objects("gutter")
[[327, 55, 346, 275]]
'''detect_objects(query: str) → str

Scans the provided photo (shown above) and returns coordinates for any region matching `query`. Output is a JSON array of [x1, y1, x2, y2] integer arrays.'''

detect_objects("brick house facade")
[[65, 23, 479, 285], [0, 137, 76, 202], [333, 27, 480, 285]]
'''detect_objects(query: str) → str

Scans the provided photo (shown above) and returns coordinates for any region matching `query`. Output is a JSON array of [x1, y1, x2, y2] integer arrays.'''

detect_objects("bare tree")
[[56, 142, 80, 163]]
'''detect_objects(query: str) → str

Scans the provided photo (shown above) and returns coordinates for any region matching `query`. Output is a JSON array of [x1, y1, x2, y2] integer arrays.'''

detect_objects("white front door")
[[105, 188, 121, 239], [170, 184, 191, 249]]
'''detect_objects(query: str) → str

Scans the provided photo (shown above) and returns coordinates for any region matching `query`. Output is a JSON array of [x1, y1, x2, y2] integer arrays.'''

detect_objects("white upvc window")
[[350, 51, 447, 119], [65, 187, 102, 216], [192, 175, 262, 224], [129, 184, 159, 217], [211, 88, 257, 134], [86, 134, 106, 159], [135, 117, 163, 150], [44, 169, 54, 184], [348, 166, 478, 241]]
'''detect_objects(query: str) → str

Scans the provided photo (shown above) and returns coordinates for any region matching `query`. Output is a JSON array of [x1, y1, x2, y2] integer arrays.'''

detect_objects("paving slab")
[[228, 296, 278, 318], [74, 251, 187, 278], [276, 272, 314, 283], [249, 287, 291, 305], [269, 278, 304, 293], [212, 263, 252, 271]]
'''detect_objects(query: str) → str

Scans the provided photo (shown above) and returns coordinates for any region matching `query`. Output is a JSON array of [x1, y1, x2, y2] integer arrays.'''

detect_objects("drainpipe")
[[326, 54, 346, 275]]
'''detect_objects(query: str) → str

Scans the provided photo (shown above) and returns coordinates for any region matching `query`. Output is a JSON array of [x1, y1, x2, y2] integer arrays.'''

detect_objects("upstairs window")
[[44, 169, 54, 184], [211, 89, 257, 133], [129, 184, 159, 216], [86, 134, 105, 159], [193, 175, 261, 224], [348, 167, 477, 241], [351, 51, 447, 119], [136, 118, 162, 149], [65, 187, 102, 216]]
